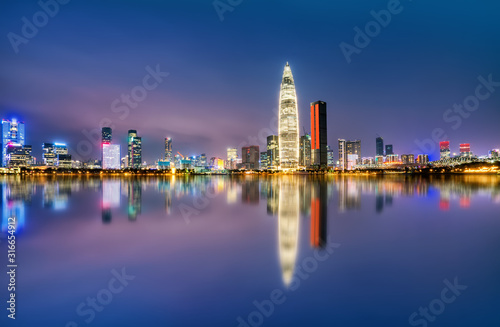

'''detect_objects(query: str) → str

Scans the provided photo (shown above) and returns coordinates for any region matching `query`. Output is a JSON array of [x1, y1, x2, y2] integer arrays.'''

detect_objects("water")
[[1, 175, 499, 327]]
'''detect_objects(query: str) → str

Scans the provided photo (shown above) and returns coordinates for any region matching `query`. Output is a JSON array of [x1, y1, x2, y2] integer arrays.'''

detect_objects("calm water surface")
[[1, 175, 499, 327]]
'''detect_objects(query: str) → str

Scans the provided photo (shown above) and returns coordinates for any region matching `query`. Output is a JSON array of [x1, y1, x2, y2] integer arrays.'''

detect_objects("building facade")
[[2, 119, 26, 167], [310, 101, 327, 169], [128, 130, 142, 169], [376, 136, 384, 156], [267, 135, 279, 170], [242, 145, 259, 170], [278, 63, 299, 169], [440, 141, 450, 159], [299, 134, 311, 168], [103, 144, 121, 169]]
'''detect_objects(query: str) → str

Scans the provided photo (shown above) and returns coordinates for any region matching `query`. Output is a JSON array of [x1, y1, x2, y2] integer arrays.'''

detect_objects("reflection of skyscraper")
[[310, 180, 327, 248], [127, 179, 142, 220], [241, 178, 260, 204], [278, 63, 299, 170], [310, 101, 327, 169], [278, 177, 300, 286]]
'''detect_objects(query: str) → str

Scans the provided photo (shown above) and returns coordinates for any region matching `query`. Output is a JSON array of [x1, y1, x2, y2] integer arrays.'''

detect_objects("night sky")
[[1, 0, 499, 163]]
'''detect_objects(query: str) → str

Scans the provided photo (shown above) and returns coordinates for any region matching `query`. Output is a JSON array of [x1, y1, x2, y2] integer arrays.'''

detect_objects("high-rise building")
[[460, 143, 471, 157], [327, 145, 334, 168], [299, 134, 311, 167], [2, 119, 26, 167], [338, 139, 346, 170], [226, 147, 238, 169], [103, 144, 121, 169], [489, 149, 499, 159], [165, 137, 172, 162], [417, 154, 429, 164], [278, 63, 299, 170], [385, 144, 393, 155], [102, 127, 112, 144], [43, 143, 68, 167], [128, 130, 142, 169], [440, 141, 450, 160], [242, 145, 259, 170], [5, 144, 32, 167], [260, 152, 268, 170], [310, 101, 327, 169], [267, 135, 279, 169], [376, 136, 384, 157], [346, 140, 361, 164]]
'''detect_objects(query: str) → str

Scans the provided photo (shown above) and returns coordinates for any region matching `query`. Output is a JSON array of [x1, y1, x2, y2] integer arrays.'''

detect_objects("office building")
[[338, 139, 346, 170], [299, 134, 311, 167], [102, 127, 112, 144], [417, 154, 429, 164], [227, 147, 238, 169], [440, 141, 450, 160], [267, 135, 279, 169], [128, 130, 142, 169], [460, 143, 471, 157], [310, 101, 327, 169], [43, 143, 68, 167], [5, 144, 32, 167], [346, 140, 361, 164], [103, 144, 121, 169], [385, 144, 393, 155], [165, 137, 172, 162], [242, 145, 259, 170], [327, 145, 334, 168], [2, 119, 26, 167], [278, 63, 299, 169], [401, 154, 415, 164], [376, 136, 384, 156], [260, 152, 268, 170]]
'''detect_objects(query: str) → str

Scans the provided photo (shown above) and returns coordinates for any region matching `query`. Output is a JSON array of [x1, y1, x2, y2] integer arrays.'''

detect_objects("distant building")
[[376, 136, 384, 157], [327, 145, 335, 168], [440, 141, 450, 160], [401, 154, 415, 164], [489, 149, 499, 159], [338, 139, 346, 170], [102, 127, 112, 144], [460, 143, 471, 157], [128, 130, 142, 169], [385, 144, 393, 155], [43, 143, 68, 167], [346, 140, 361, 164], [103, 144, 120, 169], [347, 154, 358, 170], [267, 135, 279, 169], [57, 154, 72, 169], [260, 152, 268, 169], [299, 134, 311, 167], [310, 101, 327, 169], [227, 147, 238, 169], [375, 155, 384, 165], [386, 154, 399, 163], [2, 119, 26, 167], [362, 157, 375, 165], [242, 145, 259, 170], [165, 137, 172, 162], [417, 154, 429, 164], [5, 144, 32, 167]]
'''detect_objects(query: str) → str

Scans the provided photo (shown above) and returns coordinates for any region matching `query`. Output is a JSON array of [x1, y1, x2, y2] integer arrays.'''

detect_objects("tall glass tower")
[[2, 119, 26, 167], [278, 63, 299, 170]]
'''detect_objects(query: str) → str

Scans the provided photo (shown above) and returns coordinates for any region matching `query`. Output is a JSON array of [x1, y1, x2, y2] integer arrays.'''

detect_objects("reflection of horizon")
[[278, 177, 300, 286]]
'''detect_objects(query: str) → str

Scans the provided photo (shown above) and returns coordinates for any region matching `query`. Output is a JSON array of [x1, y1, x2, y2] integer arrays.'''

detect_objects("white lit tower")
[[278, 63, 299, 170]]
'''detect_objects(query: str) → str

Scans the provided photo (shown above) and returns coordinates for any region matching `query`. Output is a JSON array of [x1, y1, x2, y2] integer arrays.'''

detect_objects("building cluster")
[[1, 63, 499, 171]]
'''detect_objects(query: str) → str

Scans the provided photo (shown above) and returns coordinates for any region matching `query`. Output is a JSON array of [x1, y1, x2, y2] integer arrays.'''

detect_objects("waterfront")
[[1, 175, 499, 326]]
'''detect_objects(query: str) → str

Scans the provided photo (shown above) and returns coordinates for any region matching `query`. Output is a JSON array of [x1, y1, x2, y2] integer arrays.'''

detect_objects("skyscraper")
[[346, 140, 361, 162], [310, 101, 327, 169], [242, 145, 259, 170], [385, 144, 393, 155], [260, 151, 268, 170], [103, 144, 121, 169], [278, 63, 299, 170], [376, 136, 384, 156], [267, 135, 279, 170], [338, 139, 346, 170], [460, 143, 471, 157], [299, 134, 311, 167], [128, 130, 142, 169], [440, 141, 450, 159], [1, 119, 26, 167], [165, 137, 172, 162], [102, 127, 112, 144]]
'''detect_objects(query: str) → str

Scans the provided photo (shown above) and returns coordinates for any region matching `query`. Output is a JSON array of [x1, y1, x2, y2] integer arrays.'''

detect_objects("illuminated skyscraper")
[[128, 130, 142, 169], [2, 119, 25, 167], [103, 144, 121, 169], [376, 136, 384, 156], [242, 145, 259, 170], [102, 127, 112, 144], [165, 137, 172, 162], [310, 101, 327, 169], [440, 141, 450, 159], [226, 147, 238, 169], [278, 63, 299, 170], [267, 135, 279, 170], [460, 143, 471, 157], [338, 139, 346, 170], [299, 134, 311, 167], [385, 144, 393, 155]]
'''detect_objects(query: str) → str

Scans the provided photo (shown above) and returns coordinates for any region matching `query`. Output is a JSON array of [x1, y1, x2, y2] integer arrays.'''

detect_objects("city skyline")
[[1, 1, 499, 164]]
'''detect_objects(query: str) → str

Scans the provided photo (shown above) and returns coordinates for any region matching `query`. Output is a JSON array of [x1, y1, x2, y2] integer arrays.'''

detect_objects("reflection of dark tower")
[[127, 179, 142, 220], [242, 178, 259, 204], [102, 208, 111, 224], [310, 179, 327, 248]]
